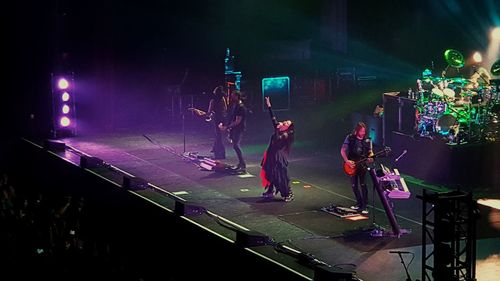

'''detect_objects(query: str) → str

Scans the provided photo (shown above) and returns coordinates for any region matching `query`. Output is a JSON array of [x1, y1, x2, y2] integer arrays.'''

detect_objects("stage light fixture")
[[57, 78, 69, 90], [52, 72, 76, 137], [62, 104, 70, 114], [478, 199, 500, 210], [43, 139, 66, 152], [235, 229, 271, 247], [62, 92, 70, 101], [122, 175, 149, 190], [492, 27, 500, 40], [60, 116, 71, 127], [472, 51, 482, 63]]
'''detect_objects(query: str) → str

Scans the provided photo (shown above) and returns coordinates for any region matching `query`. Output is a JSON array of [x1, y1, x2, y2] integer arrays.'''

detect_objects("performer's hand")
[[218, 123, 226, 131], [347, 160, 355, 169], [265, 96, 271, 108]]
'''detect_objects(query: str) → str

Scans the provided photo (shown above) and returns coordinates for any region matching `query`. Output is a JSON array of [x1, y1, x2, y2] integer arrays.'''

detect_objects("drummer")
[[469, 66, 491, 87], [431, 78, 455, 102], [463, 66, 492, 105]]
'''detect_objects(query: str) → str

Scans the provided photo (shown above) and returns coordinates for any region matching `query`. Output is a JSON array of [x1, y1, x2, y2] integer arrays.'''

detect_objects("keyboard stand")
[[368, 168, 411, 238]]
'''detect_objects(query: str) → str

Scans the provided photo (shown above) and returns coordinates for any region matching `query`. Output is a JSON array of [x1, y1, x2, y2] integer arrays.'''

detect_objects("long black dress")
[[260, 106, 293, 198]]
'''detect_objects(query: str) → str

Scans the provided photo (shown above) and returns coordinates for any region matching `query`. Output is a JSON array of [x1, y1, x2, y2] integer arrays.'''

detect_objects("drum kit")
[[414, 50, 500, 143]]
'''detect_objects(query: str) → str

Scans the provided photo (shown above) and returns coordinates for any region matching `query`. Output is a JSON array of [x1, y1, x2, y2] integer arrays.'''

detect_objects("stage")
[[37, 124, 500, 281], [6, 1, 500, 280]]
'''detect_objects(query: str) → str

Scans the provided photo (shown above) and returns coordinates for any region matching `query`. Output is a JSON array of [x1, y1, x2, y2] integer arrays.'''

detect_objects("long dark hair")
[[212, 85, 225, 98], [351, 122, 367, 137], [280, 122, 295, 154]]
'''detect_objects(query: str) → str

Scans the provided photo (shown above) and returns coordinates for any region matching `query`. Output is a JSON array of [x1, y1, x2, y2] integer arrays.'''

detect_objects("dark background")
[[4, 0, 499, 137]]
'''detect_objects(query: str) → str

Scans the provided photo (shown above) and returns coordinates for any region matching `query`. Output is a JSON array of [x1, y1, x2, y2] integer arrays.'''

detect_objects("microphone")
[[389, 251, 412, 254], [395, 150, 407, 162]]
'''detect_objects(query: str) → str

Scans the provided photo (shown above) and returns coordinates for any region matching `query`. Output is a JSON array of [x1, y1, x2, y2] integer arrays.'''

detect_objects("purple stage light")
[[62, 104, 70, 114], [57, 78, 69, 90], [60, 116, 71, 127], [62, 92, 70, 101]]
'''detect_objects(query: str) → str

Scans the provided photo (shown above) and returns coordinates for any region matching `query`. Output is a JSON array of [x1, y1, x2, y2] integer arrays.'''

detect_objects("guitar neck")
[[355, 149, 387, 164], [189, 108, 207, 115]]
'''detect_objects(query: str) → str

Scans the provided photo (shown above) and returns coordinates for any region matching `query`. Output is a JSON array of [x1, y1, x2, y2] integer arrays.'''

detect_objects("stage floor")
[[60, 128, 500, 281]]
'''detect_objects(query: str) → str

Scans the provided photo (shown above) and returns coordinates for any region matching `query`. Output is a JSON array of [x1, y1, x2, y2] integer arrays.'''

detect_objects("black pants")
[[212, 121, 225, 159], [230, 130, 245, 168], [350, 169, 368, 210]]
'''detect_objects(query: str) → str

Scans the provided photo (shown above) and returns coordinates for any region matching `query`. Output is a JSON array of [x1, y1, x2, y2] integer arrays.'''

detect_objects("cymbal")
[[422, 76, 444, 83], [444, 49, 464, 68], [448, 77, 469, 85], [492, 59, 500, 76], [463, 81, 479, 90], [461, 90, 477, 97]]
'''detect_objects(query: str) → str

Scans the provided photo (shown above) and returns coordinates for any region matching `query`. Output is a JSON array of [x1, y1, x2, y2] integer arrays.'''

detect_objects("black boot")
[[236, 163, 246, 173], [262, 186, 274, 198], [283, 189, 294, 202]]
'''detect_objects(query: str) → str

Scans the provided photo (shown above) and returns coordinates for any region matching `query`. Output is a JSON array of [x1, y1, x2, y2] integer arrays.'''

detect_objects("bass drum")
[[436, 114, 460, 137]]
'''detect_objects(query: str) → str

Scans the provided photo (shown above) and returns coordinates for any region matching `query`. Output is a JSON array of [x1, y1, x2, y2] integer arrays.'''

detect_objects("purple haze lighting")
[[62, 92, 70, 101], [62, 104, 70, 114], [60, 116, 71, 127], [57, 78, 69, 90]]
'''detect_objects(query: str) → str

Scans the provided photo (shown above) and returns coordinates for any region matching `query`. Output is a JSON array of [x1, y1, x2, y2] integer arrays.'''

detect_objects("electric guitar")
[[188, 107, 214, 122], [343, 146, 391, 176]]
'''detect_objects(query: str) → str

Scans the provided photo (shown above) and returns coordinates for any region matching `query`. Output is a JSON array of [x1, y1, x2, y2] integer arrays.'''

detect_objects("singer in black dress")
[[260, 97, 295, 202]]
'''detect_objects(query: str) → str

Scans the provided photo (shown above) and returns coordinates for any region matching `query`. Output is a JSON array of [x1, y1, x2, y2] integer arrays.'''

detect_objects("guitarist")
[[208, 86, 228, 159], [218, 90, 247, 172], [340, 122, 374, 214]]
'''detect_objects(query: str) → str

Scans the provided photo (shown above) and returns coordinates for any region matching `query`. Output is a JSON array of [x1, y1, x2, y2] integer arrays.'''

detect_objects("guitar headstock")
[[373, 146, 391, 158]]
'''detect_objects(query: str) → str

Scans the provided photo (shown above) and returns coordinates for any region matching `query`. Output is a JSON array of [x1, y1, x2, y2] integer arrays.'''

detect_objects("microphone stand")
[[182, 112, 186, 153], [395, 252, 412, 281]]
